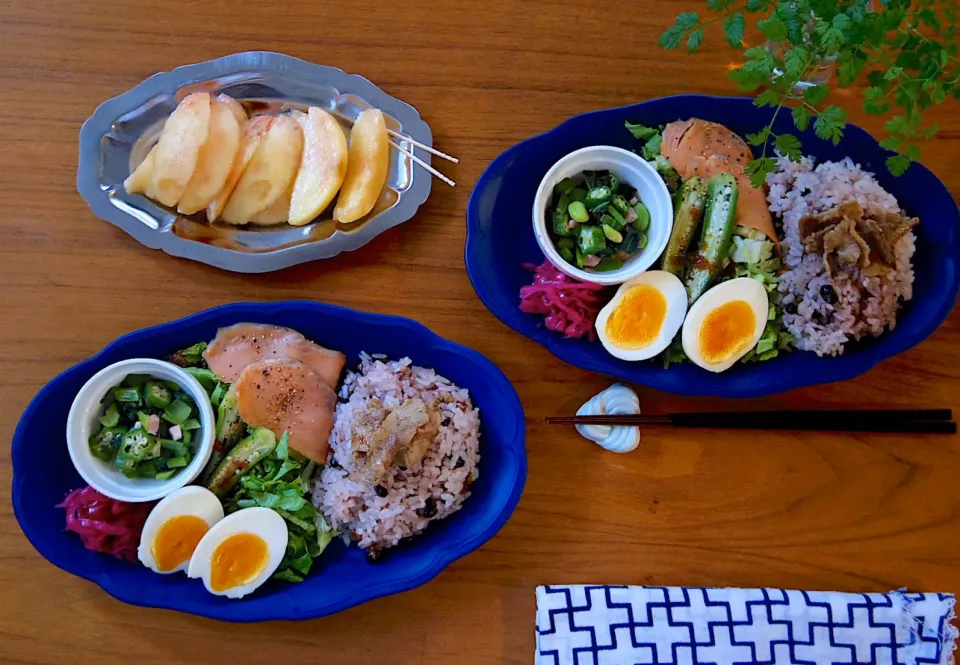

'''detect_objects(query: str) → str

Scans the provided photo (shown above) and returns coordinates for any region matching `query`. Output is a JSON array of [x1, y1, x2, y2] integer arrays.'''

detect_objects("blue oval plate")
[[12, 302, 526, 621], [466, 94, 960, 397]]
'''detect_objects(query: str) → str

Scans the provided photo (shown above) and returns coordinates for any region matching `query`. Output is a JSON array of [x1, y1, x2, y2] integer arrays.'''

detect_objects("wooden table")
[[1, 2, 958, 663]]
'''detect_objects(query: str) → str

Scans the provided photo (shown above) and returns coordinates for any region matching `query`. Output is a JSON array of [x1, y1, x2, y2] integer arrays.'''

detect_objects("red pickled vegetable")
[[57, 486, 154, 562], [518, 260, 608, 340]]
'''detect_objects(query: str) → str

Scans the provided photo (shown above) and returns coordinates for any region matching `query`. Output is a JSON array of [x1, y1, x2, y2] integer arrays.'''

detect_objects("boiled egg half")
[[595, 271, 688, 361], [138, 486, 224, 574], [187, 507, 288, 599], [682, 277, 769, 373]]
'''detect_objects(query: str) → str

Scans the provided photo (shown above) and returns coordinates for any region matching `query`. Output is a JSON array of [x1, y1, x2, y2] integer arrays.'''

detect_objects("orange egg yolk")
[[604, 284, 667, 349], [210, 533, 269, 592], [699, 300, 756, 363], [152, 515, 210, 572]]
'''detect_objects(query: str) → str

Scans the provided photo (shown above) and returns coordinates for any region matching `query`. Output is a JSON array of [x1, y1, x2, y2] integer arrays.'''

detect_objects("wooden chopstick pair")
[[546, 409, 957, 435]]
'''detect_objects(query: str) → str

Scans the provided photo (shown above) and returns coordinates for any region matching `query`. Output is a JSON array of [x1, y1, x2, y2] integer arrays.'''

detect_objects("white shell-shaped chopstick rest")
[[576, 384, 641, 453]]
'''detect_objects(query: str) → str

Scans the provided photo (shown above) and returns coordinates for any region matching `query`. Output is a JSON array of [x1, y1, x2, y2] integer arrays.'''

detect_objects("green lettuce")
[[731, 227, 793, 362], [225, 432, 334, 582]]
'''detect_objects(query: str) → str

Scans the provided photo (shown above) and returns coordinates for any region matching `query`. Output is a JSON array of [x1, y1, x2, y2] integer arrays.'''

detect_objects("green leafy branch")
[[660, 0, 959, 186]]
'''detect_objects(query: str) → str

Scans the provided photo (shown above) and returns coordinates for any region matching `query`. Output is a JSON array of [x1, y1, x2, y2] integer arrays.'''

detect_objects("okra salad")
[[90, 375, 202, 480], [520, 117, 794, 374], [548, 170, 652, 273]]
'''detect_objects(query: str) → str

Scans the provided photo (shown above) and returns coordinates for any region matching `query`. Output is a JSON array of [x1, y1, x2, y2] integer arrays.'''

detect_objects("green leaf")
[[831, 13, 851, 31], [277, 509, 313, 531], [886, 154, 912, 176], [783, 47, 810, 78], [742, 46, 777, 79], [745, 127, 771, 146], [867, 70, 886, 88], [864, 98, 889, 116], [774, 134, 803, 161], [276, 431, 290, 460], [791, 105, 812, 131], [803, 85, 830, 106], [745, 0, 770, 11], [287, 550, 314, 575], [745, 157, 780, 188], [659, 26, 686, 50], [885, 114, 911, 136], [754, 89, 781, 108], [815, 21, 846, 54], [272, 568, 305, 583], [931, 81, 948, 104], [723, 12, 746, 48], [728, 67, 766, 92], [757, 16, 789, 42], [687, 29, 704, 53], [813, 105, 847, 145], [641, 133, 663, 160], [879, 136, 900, 151], [837, 52, 866, 87], [315, 515, 334, 554], [918, 8, 941, 32], [675, 12, 700, 29], [624, 121, 659, 141], [920, 123, 939, 140], [278, 494, 308, 512]]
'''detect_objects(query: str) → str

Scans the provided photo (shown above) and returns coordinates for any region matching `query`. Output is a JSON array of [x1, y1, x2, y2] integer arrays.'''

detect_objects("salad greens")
[[166, 340, 335, 583], [731, 228, 794, 362], [224, 433, 334, 583]]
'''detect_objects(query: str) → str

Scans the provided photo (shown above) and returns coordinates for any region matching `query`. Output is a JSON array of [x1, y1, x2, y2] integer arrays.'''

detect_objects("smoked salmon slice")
[[204, 323, 345, 389], [234, 360, 337, 463], [661, 118, 778, 246]]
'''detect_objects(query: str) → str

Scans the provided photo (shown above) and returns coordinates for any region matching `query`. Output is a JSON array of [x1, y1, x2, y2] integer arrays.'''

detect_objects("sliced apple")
[[221, 114, 303, 226], [287, 108, 349, 226], [177, 96, 244, 214], [206, 116, 274, 222], [333, 109, 390, 224], [151, 92, 212, 207], [219, 94, 248, 125], [124, 145, 158, 199], [250, 186, 292, 224]]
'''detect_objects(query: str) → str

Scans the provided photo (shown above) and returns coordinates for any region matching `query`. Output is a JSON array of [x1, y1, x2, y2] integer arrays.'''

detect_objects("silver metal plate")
[[78, 52, 433, 273]]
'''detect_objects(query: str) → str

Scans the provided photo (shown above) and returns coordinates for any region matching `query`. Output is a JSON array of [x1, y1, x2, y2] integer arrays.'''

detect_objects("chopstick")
[[546, 409, 956, 434], [386, 129, 459, 163], [389, 140, 456, 187]]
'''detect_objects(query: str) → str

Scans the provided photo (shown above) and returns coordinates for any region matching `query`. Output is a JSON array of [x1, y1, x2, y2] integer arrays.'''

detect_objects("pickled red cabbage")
[[519, 261, 607, 340], [57, 486, 153, 562]]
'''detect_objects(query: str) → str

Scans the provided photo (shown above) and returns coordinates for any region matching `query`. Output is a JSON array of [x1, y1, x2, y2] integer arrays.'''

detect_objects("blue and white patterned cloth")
[[536, 586, 957, 665]]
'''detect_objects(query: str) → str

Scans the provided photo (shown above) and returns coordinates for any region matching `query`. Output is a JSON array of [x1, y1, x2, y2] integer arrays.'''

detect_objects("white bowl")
[[532, 145, 673, 285], [66, 359, 216, 502]]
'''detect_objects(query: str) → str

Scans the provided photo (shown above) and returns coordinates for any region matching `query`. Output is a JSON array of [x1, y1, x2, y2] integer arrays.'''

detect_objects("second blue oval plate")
[[12, 302, 526, 621], [466, 94, 960, 397]]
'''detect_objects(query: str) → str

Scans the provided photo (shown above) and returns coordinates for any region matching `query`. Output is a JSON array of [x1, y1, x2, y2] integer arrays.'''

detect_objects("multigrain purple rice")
[[312, 354, 480, 553], [766, 156, 916, 357]]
